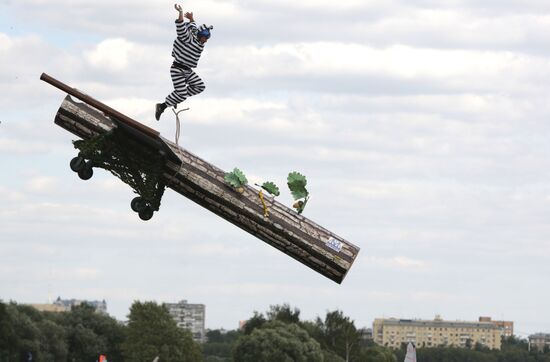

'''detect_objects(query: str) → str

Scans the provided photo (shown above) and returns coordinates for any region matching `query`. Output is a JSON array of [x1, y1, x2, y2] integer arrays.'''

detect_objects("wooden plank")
[[52, 94, 361, 283], [40, 73, 159, 138]]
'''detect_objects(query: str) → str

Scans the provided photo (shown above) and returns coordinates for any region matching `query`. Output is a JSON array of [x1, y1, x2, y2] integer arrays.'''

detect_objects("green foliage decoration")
[[287, 172, 308, 200], [224, 168, 311, 214], [73, 130, 166, 212], [287, 171, 310, 214], [224, 168, 248, 190], [261, 181, 280, 197]]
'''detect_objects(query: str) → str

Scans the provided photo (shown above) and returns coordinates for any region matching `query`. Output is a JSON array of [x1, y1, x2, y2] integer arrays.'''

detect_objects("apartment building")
[[30, 303, 70, 313], [373, 315, 502, 350], [165, 300, 206, 343], [479, 316, 514, 337], [529, 333, 550, 352], [53, 296, 108, 314]]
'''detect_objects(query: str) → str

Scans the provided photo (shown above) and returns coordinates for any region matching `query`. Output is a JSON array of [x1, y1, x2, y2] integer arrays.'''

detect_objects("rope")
[[170, 107, 190, 180], [171, 107, 189, 147], [258, 190, 269, 217]]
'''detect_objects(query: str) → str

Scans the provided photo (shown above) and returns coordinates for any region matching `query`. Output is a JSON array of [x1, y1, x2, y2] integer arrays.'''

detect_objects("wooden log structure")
[[44, 75, 360, 284]]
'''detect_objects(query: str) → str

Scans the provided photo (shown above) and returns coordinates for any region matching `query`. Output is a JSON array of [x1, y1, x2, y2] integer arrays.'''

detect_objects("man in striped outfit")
[[155, 4, 213, 120]]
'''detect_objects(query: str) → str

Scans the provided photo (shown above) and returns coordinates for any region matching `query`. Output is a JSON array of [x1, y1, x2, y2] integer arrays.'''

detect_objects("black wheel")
[[131, 197, 146, 212], [78, 162, 93, 180], [138, 206, 154, 221], [70, 156, 85, 172]]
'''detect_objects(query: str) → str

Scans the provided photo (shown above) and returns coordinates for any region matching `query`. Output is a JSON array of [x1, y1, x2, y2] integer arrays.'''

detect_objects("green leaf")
[[287, 171, 308, 200], [261, 181, 280, 196], [224, 168, 248, 188]]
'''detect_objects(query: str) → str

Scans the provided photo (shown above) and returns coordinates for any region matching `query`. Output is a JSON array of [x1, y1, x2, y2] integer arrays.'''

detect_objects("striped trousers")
[[165, 66, 205, 107]]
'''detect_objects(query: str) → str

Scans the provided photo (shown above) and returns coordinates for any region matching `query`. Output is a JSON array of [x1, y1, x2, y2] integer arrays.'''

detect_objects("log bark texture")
[[54, 95, 360, 283]]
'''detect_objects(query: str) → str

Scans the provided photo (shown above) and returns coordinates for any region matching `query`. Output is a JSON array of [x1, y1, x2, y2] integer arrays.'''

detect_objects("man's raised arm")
[[175, 3, 184, 23], [174, 3, 195, 40]]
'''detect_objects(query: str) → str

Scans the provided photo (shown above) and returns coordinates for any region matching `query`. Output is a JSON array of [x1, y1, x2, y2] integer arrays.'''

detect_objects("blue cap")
[[197, 24, 213, 39]]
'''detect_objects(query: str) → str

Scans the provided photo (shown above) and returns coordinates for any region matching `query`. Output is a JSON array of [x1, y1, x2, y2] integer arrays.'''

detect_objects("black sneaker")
[[155, 103, 167, 120]]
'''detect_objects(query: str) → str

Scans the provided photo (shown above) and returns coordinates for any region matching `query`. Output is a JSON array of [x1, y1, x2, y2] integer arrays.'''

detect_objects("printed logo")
[[326, 237, 343, 252]]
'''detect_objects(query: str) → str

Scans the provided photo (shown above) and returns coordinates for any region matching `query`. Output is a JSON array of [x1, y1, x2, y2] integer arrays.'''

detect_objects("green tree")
[[358, 346, 396, 362], [36, 318, 68, 361], [0, 302, 17, 361], [122, 301, 201, 362], [205, 329, 225, 343], [55, 303, 126, 361], [319, 310, 361, 362], [233, 321, 323, 362], [413, 346, 497, 362], [501, 335, 529, 351], [266, 304, 301, 324], [322, 349, 347, 362], [205, 356, 229, 362], [67, 323, 105, 361], [475, 341, 491, 352], [242, 311, 266, 335], [8, 304, 43, 361], [0, 302, 70, 361], [203, 329, 242, 361]]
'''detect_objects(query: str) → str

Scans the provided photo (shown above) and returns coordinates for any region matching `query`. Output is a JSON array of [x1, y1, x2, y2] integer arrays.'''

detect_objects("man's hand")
[[184, 12, 194, 22], [174, 4, 182, 12]]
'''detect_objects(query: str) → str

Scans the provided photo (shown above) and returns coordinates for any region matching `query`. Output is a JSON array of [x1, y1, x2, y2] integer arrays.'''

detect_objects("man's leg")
[[166, 67, 190, 106], [156, 67, 190, 120], [186, 70, 205, 96]]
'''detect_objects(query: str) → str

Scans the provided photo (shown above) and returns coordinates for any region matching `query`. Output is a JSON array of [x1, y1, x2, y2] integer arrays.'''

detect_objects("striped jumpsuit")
[[164, 20, 206, 107]]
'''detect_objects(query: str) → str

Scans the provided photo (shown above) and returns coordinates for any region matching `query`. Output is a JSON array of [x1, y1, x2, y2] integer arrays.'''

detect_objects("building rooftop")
[[30, 304, 69, 313], [530, 333, 550, 338], [376, 317, 499, 330]]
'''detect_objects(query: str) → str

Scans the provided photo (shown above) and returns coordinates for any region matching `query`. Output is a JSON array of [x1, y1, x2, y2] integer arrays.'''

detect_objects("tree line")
[[0, 301, 199, 362], [1, 301, 549, 361]]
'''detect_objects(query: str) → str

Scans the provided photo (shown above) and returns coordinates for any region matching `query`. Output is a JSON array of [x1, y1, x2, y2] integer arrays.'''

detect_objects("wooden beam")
[[53, 95, 360, 284], [41, 72, 159, 138]]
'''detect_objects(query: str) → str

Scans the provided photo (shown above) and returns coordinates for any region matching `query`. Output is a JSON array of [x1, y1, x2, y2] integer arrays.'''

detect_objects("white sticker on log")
[[326, 237, 343, 253]]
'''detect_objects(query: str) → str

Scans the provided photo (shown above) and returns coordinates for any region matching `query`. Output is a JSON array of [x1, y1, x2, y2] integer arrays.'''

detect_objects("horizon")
[[11, 297, 540, 338]]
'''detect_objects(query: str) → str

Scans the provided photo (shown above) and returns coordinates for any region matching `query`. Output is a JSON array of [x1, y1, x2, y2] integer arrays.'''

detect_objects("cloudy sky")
[[2, 0, 550, 336]]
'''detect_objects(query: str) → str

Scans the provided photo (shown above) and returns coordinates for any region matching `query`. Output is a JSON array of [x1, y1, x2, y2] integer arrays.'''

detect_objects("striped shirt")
[[172, 20, 204, 68]]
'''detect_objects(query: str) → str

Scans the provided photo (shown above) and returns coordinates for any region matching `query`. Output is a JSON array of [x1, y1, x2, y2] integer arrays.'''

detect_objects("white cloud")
[[0, 33, 13, 52], [0, 33, 56, 76], [185, 243, 249, 257], [0, 186, 25, 202], [191, 283, 335, 298], [364, 256, 428, 270], [411, 291, 477, 304], [96, 178, 128, 193], [246, 0, 369, 10], [74, 268, 103, 280], [24, 176, 58, 193], [365, 291, 399, 301], [209, 42, 550, 94], [0, 135, 70, 155], [86, 38, 136, 71]]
